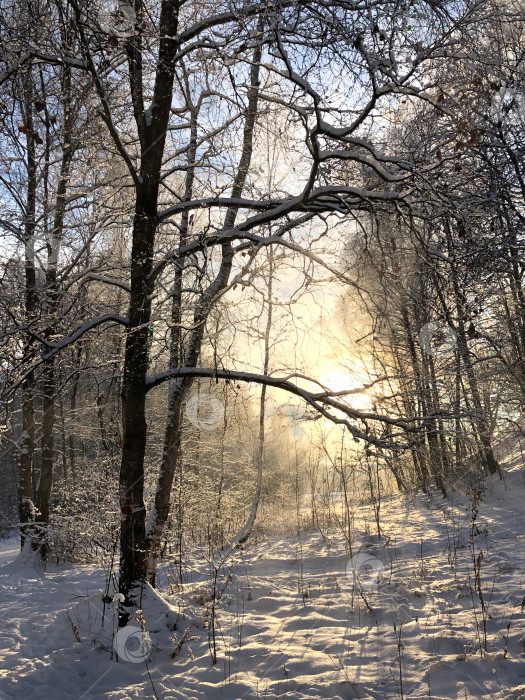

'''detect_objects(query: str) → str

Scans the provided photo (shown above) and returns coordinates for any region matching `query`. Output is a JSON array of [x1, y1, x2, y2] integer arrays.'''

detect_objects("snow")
[[0, 538, 18, 566], [2, 449, 525, 699]]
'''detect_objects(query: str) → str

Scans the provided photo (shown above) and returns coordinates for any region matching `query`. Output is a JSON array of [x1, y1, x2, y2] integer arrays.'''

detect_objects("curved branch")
[[145, 366, 417, 450]]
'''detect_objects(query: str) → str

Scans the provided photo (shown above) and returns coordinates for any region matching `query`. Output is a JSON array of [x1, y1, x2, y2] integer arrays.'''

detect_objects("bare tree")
[[0, 0, 499, 626]]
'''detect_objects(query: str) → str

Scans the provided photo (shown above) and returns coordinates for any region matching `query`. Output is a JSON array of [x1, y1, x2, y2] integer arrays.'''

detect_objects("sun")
[[318, 369, 375, 411]]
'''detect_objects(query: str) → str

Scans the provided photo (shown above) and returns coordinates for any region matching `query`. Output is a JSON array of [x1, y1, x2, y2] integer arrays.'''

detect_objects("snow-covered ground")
[[2, 453, 525, 699]]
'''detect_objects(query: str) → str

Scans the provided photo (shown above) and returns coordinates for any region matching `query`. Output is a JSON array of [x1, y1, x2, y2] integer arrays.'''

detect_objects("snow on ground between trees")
[[2, 450, 525, 699]]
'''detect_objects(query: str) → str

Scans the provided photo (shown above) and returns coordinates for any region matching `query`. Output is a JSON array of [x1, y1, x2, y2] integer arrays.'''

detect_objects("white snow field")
[[1, 450, 525, 699]]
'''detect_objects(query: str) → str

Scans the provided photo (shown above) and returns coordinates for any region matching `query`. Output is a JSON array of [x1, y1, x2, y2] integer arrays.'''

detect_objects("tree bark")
[[117, 0, 182, 617]]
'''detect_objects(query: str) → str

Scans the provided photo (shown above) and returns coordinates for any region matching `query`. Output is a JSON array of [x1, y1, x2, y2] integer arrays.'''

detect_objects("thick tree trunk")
[[118, 204, 156, 612], [117, 0, 182, 617]]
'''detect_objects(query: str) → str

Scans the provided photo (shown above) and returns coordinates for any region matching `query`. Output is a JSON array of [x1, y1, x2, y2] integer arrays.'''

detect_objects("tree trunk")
[[444, 224, 499, 476], [34, 56, 76, 559], [145, 91, 200, 585], [117, 0, 182, 617], [36, 357, 54, 557], [144, 29, 263, 585], [18, 66, 37, 553], [118, 201, 157, 611], [224, 250, 274, 553], [68, 343, 82, 486]]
